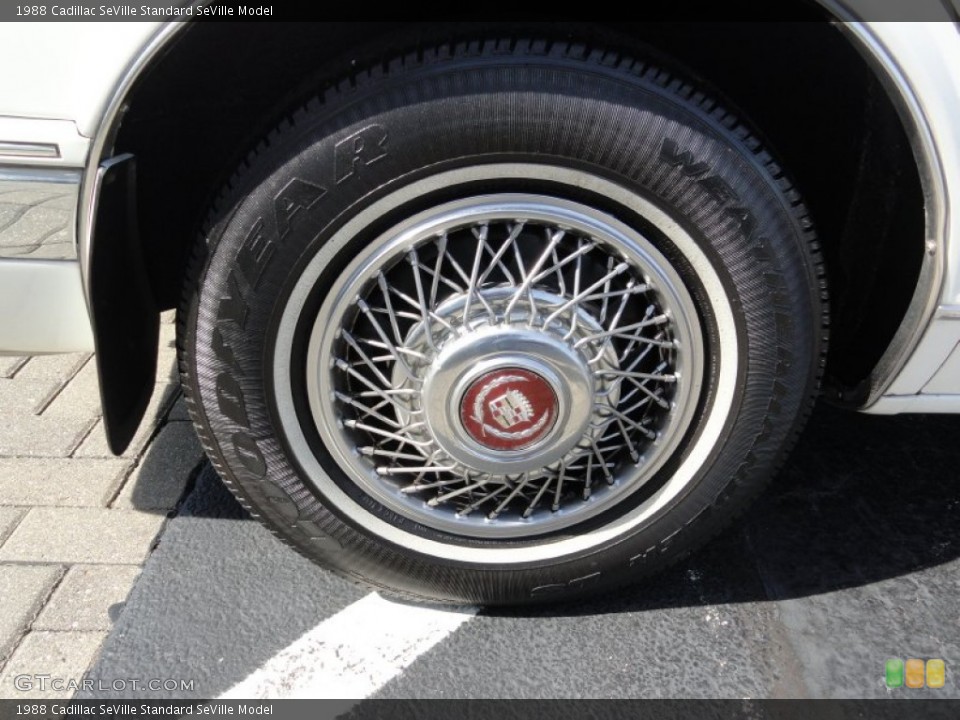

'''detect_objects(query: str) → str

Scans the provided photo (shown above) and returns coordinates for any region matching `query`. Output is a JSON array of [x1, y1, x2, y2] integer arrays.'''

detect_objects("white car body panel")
[[0, 259, 94, 353], [0, 23, 161, 355], [0, 22, 162, 139], [0, 18, 958, 409]]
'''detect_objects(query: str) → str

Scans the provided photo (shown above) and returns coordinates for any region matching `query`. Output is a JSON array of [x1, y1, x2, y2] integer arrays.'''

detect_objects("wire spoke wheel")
[[309, 196, 704, 538], [180, 40, 825, 604]]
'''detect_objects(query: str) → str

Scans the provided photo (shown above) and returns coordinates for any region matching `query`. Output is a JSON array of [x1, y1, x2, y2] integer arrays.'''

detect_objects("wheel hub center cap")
[[460, 367, 558, 451], [417, 323, 598, 475]]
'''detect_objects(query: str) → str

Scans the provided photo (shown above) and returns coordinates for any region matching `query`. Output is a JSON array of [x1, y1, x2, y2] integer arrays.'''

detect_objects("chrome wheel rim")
[[308, 194, 704, 539]]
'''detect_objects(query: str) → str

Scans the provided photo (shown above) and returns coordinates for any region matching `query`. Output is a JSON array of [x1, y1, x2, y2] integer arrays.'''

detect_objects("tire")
[[178, 39, 827, 605]]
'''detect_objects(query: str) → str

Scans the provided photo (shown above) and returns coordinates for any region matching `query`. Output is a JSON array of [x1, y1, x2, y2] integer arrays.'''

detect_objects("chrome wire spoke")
[[458, 485, 510, 517], [407, 248, 438, 352], [503, 227, 566, 318], [543, 261, 632, 329], [489, 473, 533, 519], [572, 312, 669, 349], [359, 446, 433, 462], [400, 476, 470, 493], [523, 475, 555, 518], [478, 222, 523, 287], [320, 196, 701, 536]]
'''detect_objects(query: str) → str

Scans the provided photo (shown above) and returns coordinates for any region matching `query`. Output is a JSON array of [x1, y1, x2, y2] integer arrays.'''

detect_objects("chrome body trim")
[[937, 305, 960, 320], [0, 141, 59, 160], [0, 117, 89, 168], [865, 394, 960, 415], [0, 167, 80, 184], [0, 167, 80, 261]]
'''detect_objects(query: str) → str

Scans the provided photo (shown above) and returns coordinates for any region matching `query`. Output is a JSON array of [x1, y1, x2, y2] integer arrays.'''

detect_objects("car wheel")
[[178, 39, 827, 604]]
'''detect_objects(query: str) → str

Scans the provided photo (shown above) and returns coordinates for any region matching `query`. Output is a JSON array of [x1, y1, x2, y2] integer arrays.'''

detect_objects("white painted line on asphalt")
[[218, 592, 477, 699]]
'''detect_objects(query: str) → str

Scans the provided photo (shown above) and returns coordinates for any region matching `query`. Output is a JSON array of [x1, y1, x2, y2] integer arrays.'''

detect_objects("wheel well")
[[108, 18, 924, 399]]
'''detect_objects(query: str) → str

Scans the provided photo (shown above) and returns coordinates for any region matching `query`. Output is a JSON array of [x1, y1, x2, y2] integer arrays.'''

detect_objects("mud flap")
[[89, 154, 158, 454]]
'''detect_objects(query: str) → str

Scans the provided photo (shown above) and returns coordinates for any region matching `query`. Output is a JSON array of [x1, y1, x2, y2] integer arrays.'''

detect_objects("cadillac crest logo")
[[460, 368, 557, 451], [489, 388, 535, 430]]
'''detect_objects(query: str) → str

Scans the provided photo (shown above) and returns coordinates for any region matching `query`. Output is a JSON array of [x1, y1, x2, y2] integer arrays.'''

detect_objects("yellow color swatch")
[[905, 659, 925, 688], [926, 659, 945, 689]]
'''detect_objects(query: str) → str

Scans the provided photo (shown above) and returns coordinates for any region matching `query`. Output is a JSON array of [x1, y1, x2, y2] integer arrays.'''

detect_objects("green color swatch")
[[886, 658, 904, 688]]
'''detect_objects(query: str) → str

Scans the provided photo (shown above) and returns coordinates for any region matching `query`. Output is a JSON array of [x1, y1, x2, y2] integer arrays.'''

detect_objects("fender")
[[77, 10, 958, 451]]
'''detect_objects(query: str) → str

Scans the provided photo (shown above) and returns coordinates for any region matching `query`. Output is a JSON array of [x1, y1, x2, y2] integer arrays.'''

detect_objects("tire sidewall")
[[182, 49, 820, 603]]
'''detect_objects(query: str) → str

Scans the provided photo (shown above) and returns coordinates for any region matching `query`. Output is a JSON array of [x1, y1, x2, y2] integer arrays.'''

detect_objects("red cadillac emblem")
[[460, 368, 558, 451]]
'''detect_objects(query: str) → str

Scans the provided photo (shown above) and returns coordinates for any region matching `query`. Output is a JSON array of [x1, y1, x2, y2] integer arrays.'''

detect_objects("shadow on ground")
[[83, 403, 960, 698], [119, 357, 205, 515]]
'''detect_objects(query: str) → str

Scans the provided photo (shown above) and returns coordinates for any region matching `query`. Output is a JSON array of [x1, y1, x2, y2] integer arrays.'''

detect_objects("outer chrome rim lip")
[[308, 194, 704, 538], [273, 164, 737, 562]]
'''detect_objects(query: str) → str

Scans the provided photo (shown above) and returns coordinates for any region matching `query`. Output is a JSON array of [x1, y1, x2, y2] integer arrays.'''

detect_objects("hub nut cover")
[[460, 368, 559, 451]]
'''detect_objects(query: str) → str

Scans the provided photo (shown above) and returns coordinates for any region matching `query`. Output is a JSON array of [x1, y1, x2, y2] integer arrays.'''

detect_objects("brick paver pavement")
[[0, 312, 204, 699]]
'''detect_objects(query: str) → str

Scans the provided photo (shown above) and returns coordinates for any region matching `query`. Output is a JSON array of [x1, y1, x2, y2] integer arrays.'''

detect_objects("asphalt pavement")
[[80, 404, 960, 699]]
